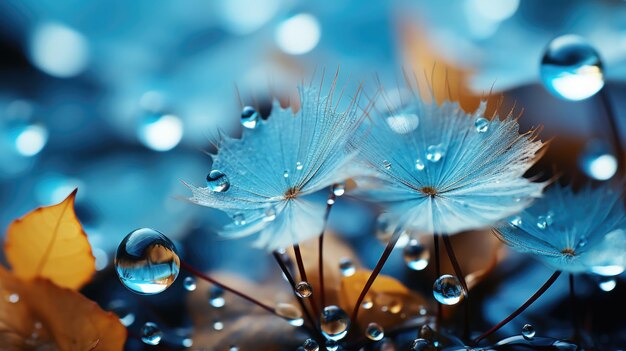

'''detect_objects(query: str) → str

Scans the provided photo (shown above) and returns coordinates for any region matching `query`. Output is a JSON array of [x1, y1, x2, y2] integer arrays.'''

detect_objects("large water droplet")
[[107, 300, 135, 327], [295, 281, 313, 298], [320, 305, 350, 341], [184, 277, 197, 291], [403, 239, 429, 271], [141, 322, 163, 345], [426, 144, 445, 163], [522, 324, 536, 339], [114, 228, 180, 295], [302, 338, 319, 351], [332, 183, 346, 197], [474, 117, 489, 133], [209, 286, 226, 308], [540, 35, 604, 101], [275, 303, 304, 326], [598, 276, 616, 292], [263, 206, 277, 222], [241, 106, 259, 129], [206, 170, 230, 192], [433, 274, 463, 305], [365, 322, 384, 341], [415, 158, 425, 171], [339, 258, 356, 277]]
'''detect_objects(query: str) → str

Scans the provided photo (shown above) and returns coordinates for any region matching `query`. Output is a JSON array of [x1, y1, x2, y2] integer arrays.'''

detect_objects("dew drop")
[[536, 216, 548, 230], [233, 213, 246, 226], [206, 170, 230, 192], [598, 276, 617, 292], [320, 305, 350, 341], [213, 321, 224, 331], [332, 183, 346, 197], [241, 106, 259, 129], [263, 206, 277, 222], [275, 303, 304, 326], [426, 144, 445, 163], [433, 274, 463, 305], [296, 161, 304, 170], [295, 281, 313, 298], [365, 322, 384, 341], [325, 340, 339, 351], [209, 286, 226, 308], [383, 160, 392, 170], [183, 277, 197, 291], [509, 216, 522, 227], [540, 35, 604, 101], [339, 258, 356, 277], [411, 338, 431, 351], [415, 158, 425, 171], [302, 338, 319, 351], [283, 170, 290, 178], [327, 198, 335, 205], [474, 117, 489, 133], [403, 239, 430, 271], [107, 300, 135, 327], [362, 295, 374, 309], [141, 322, 162, 345], [577, 236, 587, 248], [522, 323, 536, 339], [7, 293, 19, 303], [114, 228, 180, 295]]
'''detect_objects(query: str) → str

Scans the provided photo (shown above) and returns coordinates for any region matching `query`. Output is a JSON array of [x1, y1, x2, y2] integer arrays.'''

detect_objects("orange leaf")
[[5, 189, 95, 290], [0, 265, 126, 350]]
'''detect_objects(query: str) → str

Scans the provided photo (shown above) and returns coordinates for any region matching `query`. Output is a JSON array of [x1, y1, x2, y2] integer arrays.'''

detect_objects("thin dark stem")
[[474, 271, 562, 343], [180, 261, 275, 315], [441, 234, 470, 339], [433, 231, 442, 327], [599, 89, 624, 177], [569, 273, 579, 341], [272, 252, 318, 331], [319, 191, 336, 310], [293, 244, 320, 317], [350, 228, 402, 324]]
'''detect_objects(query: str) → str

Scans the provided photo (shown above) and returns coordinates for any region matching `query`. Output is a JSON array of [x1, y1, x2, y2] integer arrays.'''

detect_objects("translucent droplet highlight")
[[275, 303, 304, 326], [302, 338, 319, 351], [209, 286, 226, 308], [141, 322, 163, 345], [426, 144, 445, 163], [320, 305, 350, 341], [339, 258, 356, 277], [332, 183, 346, 197], [403, 239, 430, 271], [474, 117, 489, 133], [295, 281, 313, 298], [433, 274, 463, 305], [206, 170, 230, 192], [365, 322, 384, 341], [184, 277, 197, 291], [241, 106, 259, 129], [522, 323, 536, 339]]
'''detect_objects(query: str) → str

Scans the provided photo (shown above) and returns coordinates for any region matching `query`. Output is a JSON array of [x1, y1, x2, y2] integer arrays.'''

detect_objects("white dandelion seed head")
[[495, 183, 626, 275], [352, 94, 546, 236], [189, 86, 366, 251]]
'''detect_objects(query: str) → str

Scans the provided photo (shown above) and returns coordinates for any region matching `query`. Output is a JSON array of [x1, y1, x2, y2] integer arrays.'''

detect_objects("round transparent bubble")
[[241, 106, 259, 129], [320, 305, 350, 341], [183, 276, 197, 291], [302, 338, 319, 351], [522, 324, 536, 339], [433, 274, 463, 305], [115, 228, 180, 295], [403, 239, 430, 271], [295, 281, 313, 298], [540, 35, 604, 101], [365, 322, 384, 341], [206, 169, 230, 192], [141, 322, 163, 345], [339, 258, 356, 277]]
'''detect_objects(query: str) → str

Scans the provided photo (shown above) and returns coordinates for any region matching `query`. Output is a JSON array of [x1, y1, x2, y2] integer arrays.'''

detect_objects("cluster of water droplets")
[[241, 106, 260, 129], [365, 322, 385, 341]]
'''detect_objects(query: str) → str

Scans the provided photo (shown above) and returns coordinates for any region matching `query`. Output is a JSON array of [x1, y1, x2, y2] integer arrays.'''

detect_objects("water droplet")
[[320, 305, 350, 341], [411, 338, 431, 351], [540, 34, 604, 101], [283, 170, 290, 178], [339, 258, 356, 277], [536, 216, 548, 230], [141, 322, 162, 345], [213, 321, 224, 331], [206, 170, 230, 192], [275, 303, 304, 326], [296, 161, 304, 170], [263, 206, 277, 221], [327, 198, 335, 205], [182, 276, 197, 291], [383, 160, 392, 170], [209, 286, 226, 308], [509, 216, 522, 227], [433, 274, 463, 305], [415, 158, 425, 171], [386, 113, 419, 134], [295, 281, 313, 298], [365, 322, 384, 341], [522, 323, 536, 339], [107, 300, 135, 327], [114, 228, 180, 295], [598, 276, 617, 292], [332, 183, 346, 197], [577, 236, 587, 248], [362, 295, 374, 309], [580, 142, 617, 181], [7, 293, 19, 303], [302, 338, 319, 351], [474, 117, 489, 133], [325, 340, 339, 351], [138, 113, 183, 151], [403, 239, 430, 271], [182, 338, 193, 347], [426, 144, 445, 163], [6, 120, 49, 157], [229, 346, 240, 351], [233, 213, 246, 226], [241, 106, 259, 129]]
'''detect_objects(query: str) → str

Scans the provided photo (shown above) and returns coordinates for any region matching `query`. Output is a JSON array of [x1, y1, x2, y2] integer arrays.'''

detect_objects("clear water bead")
[[114, 228, 180, 295], [415, 158, 425, 171], [325, 340, 339, 351], [433, 274, 463, 305], [426, 144, 445, 163], [209, 286, 226, 308], [233, 213, 246, 226], [283, 170, 289, 178], [296, 161, 304, 170], [598, 277, 616, 292], [206, 170, 230, 192], [213, 321, 224, 331], [403, 239, 430, 271], [474, 117, 489, 133], [365, 322, 384, 341], [241, 106, 259, 129], [108, 300, 135, 327], [295, 281, 313, 298], [522, 324, 536, 339], [332, 183, 346, 197], [509, 216, 523, 227], [540, 35, 604, 101], [275, 303, 304, 326], [141, 322, 162, 345], [339, 258, 356, 277], [536, 216, 548, 230], [263, 206, 277, 222], [411, 338, 431, 351], [183, 277, 197, 291], [383, 160, 392, 170], [320, 305, 350, 341], [302, 338, 319, 351]]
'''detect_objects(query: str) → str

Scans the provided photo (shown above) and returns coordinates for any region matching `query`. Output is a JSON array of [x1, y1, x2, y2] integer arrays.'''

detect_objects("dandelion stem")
[[272, 252, 318, 331], [293, 244, 320, 317], [350, 227, 402, 324], [433, 231, 442, 327], [569, 273, 580, 341], [474, 270, 562, 343], [599, 89, 624, 176], [441, 233, 470, 339], [319, 190, 337, 310]]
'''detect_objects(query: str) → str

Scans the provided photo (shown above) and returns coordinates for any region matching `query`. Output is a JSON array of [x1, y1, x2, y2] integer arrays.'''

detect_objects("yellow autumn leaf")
[[4, 189, 95, 290]]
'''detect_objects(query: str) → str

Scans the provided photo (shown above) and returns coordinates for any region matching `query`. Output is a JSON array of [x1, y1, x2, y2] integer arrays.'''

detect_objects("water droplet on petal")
[[263, 206, 277, 221], [415, 158, 425, 171], [209, 286, 226, 308], [296, 161, 304, 170], [509, 216, 523, 227], [540, 35, 604, 101], [141, 322, 162, 345], [536, 216, 548, 230], [522, 323, 536, 339], [233, 213, 246, 226], [320, 305, 350, 341], [362, 295, 374, 309], [386, 113, 419, 134], [107, 300, 135, 326], [577, 236, 587, 248], [295, 281, 313, 298], [332, 183, 346, 197], [275, 303, 304, 326], [339, 258, 356, 277], [206, 170, 230, 192], [241, 106, 259, 129], [411, 338, 431, 351], [114, 228, 180, 295], [365, 322, 384, 341], [383, 160, 392, 170], [403, 239, 429, 271], [474, 117, 489, 133], [302, 338, 319, 351], [184, 277, 197, 291], [327, 198, 335, 205], [426, 144, 445, 163], [433, 274, 463, 305], [325, 340, 339, 351], [598, 276, 617, 292]]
